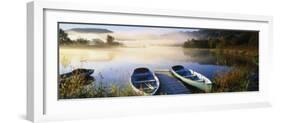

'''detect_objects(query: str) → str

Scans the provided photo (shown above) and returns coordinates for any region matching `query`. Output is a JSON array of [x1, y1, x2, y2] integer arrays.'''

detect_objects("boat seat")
[[145, 83, 155, 90], [193, 77, 205, 82], [133, 73, 150, 77], [133, 79, 156, 84], [190, 75, 205, 82], [197, 79, 205, 82], [184, 74, 195, 78]]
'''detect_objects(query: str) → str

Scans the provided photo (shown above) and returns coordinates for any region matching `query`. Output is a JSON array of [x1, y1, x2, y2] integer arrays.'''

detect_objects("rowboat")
[[170, 65, 212, 92], [60, 68, 94, 78], [59, 68, 95, 86], [130, 67, 160, 95]]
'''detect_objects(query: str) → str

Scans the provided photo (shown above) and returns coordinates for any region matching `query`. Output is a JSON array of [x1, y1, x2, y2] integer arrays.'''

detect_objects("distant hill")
[[164, 29, 258, 41], [67, 28, 113, 33], [170, 30, 221, 40], [161, 31, 199, 41]]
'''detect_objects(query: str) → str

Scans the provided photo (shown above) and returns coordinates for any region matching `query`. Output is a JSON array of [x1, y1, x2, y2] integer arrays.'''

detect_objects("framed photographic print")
[[27, 0, 273, 122]]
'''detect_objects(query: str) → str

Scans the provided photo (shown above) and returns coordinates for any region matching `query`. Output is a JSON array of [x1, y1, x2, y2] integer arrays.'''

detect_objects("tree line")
[[183, 30, 258, 49], [59, 29, 122, 46]]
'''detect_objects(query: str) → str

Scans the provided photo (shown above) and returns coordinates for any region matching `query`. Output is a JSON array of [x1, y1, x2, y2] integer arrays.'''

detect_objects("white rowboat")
[[170, 65, 212, 92], [130, 67, 160, 95]]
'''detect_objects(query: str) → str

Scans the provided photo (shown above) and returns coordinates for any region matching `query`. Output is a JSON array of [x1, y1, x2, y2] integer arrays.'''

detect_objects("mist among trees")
[[59, 29, 122, 47], [183, 29, 258, 49]]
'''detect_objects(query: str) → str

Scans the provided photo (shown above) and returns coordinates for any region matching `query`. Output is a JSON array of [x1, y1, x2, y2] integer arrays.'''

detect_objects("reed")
[[59, 72, 143, 99], [59, 71, 95, 99], [212, 67, 250, 92]]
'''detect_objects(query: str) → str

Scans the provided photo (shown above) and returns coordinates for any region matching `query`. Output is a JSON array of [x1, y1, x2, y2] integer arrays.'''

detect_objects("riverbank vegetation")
[[59, 69, 143, 99], [59, 79, 144, 99], [210, 52, 258, 92], [212, 67, 250, 92], [211, 64, 259, 92]]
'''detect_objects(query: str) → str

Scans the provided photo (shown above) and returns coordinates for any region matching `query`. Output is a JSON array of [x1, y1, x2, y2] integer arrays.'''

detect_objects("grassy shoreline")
[[209, 48, 258, 92], [183, 47, 258, 57], [59, 69, 144, 99], [210, 48, 258, 57]]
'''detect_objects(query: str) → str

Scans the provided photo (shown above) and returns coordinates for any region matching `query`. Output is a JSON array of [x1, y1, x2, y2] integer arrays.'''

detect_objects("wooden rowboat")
[[59, 68, 95, 87], [130, 67, 160, 95], [170, 65, 212, 92]]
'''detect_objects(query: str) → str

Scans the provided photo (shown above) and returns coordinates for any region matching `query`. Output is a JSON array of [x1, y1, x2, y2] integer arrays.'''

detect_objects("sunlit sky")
[[59, 23, 199, 35], [59, 23, 201, 45]]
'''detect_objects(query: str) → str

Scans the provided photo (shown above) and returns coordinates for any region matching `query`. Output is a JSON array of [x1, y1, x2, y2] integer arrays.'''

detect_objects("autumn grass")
[[212, 67, 251, 92], [59, 71, 95, 99], [59, 72, 143, 99], [211, 47, 258, 58]]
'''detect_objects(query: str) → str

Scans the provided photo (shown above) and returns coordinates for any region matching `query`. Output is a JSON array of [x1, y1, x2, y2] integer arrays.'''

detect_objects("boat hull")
[[130, 68, 160, 96], [170, 69, 212, 92]]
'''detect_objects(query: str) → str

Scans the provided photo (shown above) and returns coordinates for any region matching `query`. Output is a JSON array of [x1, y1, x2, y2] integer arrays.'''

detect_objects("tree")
[[106, 35, 114, 44], [76, 38, 89, 45], [248, 32, 258, 47], [59, 29, 71, 45], [183, 30, 258, 49]]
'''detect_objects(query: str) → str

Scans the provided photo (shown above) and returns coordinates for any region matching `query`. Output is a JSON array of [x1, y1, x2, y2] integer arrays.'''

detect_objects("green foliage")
[[59, 29, 72, 45], [106, 35, 114, 44], [248, 32, 259, 46], [183, 30, 258, 49], [105, 35, 122, 46], [58, 30, 123, 47], [92, 38, 105, 45], [75, 38, 90, 45], [183, 39, 209, 48]]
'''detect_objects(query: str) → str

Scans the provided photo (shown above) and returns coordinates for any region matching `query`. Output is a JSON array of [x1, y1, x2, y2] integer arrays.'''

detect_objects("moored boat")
[[59, 68, 95, 86], [130, 67, 160, 95], [170, 65, 212, 92]]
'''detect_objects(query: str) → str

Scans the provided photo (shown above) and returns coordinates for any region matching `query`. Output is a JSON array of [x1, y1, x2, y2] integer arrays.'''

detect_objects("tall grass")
[[212, 67, 250, 92], [59, 71, 95, 99], [106, 84, 143, 97], [59, 72, 143, 99]]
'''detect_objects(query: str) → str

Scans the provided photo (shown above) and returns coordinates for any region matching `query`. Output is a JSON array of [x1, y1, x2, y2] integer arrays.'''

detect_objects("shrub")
[[212, 67, 250, 92]]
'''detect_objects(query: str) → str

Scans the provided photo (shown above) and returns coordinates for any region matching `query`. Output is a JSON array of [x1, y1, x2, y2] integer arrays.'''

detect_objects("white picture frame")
[[27, 0, 273, 122]]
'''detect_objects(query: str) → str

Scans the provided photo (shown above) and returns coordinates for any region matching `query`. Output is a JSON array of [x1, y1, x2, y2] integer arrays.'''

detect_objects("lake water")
[[59, 47, 232, 88]]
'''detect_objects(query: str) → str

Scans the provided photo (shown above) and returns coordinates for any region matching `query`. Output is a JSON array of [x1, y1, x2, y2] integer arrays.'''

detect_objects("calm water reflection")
[[59, 47, 236, 88]]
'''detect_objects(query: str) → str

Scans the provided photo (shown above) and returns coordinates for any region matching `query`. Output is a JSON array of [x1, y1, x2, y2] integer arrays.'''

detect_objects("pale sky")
[[59, 23, 199, 35], [59, 23, 200, 45]]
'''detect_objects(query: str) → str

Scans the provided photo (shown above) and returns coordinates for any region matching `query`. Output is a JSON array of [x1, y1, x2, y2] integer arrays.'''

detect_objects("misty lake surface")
[[59, 46, 231, 88]]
